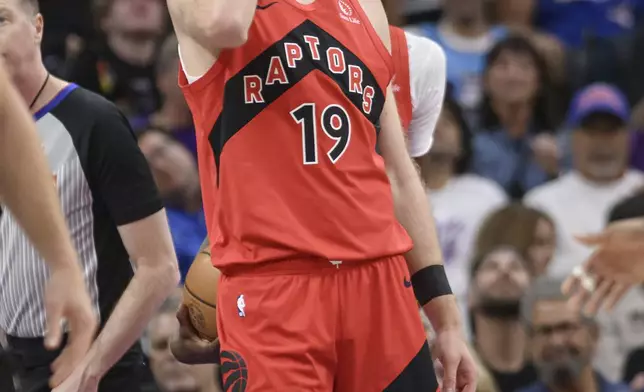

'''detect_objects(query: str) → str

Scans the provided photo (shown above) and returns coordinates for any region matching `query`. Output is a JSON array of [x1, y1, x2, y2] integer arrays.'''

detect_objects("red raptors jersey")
[[180, 0, 412, 269], [390, 26, 413, 132]]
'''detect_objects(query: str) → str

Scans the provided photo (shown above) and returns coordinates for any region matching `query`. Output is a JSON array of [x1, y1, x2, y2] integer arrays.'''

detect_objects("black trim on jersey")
[[209, 19, 386, 179], [49, 87, 163, 329]]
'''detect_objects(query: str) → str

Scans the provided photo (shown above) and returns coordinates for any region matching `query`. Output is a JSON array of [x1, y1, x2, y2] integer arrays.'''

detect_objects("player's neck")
[[491, 99, 533, 138], [474, 314, 527, 372], [106, 32, 157, 67]]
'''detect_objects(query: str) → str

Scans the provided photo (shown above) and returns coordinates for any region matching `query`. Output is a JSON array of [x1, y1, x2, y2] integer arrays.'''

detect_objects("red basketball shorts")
[[216, 255, 439, 392]]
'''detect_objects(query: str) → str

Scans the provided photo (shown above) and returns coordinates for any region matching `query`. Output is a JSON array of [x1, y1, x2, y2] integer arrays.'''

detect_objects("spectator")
[[411, 0, 507, 124], [145, 290, 221, 392], [69, 0, 167, 117], [475, 204, 556, 276], [524, 83, 644, 277], [421, 96, 507, 322], [518, 276, 630, 392], [468, 246, 538, 392], [592, 192, 644, 382], [471, 35, 558, 199], [131, 34, 197, 158], [138, 128, 206, 281], [495, 0, 642, 48]]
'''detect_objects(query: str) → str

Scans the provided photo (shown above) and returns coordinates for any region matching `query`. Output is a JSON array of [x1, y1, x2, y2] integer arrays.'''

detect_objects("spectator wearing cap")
[[524, 83, 644, 278]]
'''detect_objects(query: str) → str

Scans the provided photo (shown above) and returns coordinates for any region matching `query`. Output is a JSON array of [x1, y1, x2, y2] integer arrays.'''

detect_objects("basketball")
[[183, 254, 221, 341]]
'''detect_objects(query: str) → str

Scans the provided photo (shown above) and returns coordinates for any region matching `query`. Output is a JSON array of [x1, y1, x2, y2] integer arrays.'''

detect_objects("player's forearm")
[[167, 0, 256, 49], [84, 258, 179, 377], [391, 173, 462, 332], [0, 68, 78, 271]]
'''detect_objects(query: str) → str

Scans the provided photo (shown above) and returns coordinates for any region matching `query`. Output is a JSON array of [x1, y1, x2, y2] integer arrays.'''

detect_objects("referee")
[[0, 63, 95, 392], [0, 1, 180, 392]]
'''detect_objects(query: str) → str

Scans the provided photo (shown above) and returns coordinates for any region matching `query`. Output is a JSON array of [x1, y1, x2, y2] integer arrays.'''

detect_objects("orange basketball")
[[183, 254, 220, 341]]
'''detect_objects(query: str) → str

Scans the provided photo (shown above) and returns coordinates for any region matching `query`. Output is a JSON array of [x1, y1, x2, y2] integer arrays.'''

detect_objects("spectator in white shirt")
[[419, 95, 507, 324], [524, 83, 644, 278]]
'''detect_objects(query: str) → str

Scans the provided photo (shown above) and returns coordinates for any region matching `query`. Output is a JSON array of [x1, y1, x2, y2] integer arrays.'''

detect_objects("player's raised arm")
[[0, 64, 96, 386], [166, 0, 257, 76]]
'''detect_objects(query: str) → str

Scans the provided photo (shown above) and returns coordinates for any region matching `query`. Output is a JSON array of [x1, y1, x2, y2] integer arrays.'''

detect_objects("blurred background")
[[4, 0, 644, 391]]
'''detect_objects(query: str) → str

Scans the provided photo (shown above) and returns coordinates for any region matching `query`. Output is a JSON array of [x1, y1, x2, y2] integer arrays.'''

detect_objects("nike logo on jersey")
[[256, 2, 277, 10]]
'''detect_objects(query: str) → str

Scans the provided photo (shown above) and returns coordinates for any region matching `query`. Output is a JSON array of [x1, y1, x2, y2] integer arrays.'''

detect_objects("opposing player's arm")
[[166, 0, 257, 77], [79, 106, 180, 379], [406, 35, 446, 158]]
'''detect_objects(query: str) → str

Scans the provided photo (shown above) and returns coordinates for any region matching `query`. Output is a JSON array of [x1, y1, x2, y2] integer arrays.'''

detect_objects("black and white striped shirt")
[[0, 84, 162, 338]]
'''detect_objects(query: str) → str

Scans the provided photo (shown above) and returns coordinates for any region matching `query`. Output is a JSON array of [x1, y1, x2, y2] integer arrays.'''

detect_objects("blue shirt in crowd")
[[470, 128, 551, 198], [517, 372, 630, 392], [417, 24, 507, 124], [536, 0, 643, 48], [166, 207, 208, 282]]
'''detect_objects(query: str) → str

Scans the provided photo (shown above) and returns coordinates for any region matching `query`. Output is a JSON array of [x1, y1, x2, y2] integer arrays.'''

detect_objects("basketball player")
[[168, 0, 476, 391], [0, 1, 180, 391], [0, 60, 96, 389]]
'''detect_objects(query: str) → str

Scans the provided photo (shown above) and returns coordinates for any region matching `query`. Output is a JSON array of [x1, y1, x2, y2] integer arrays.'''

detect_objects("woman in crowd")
[[471, 35, 558, 199], [475, 204, 556, 276]]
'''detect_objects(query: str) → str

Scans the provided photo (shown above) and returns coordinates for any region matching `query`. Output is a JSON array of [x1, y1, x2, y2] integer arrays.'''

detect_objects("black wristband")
[[411, 265, 453, 306]]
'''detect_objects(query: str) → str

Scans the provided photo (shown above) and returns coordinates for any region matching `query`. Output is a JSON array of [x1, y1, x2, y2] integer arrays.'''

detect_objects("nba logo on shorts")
[[237, 294, 246, 317], [338, 0, 360, 24]]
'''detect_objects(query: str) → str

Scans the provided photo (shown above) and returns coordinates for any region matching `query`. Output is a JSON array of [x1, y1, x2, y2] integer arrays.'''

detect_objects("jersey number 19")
[[291, 103, 351, 165]]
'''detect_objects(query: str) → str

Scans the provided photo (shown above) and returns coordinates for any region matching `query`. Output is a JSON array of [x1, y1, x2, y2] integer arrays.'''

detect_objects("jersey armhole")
[[346, 0, 395, 79], [177, 44, 226, 93]]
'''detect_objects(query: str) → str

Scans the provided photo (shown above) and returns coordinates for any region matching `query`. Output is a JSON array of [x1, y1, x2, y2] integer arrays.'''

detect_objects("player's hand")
[[562, 265, 632, 315], [562, 218, 644, 315], [45, 263, 97, 388], [575, 218, 644, 283], [432, 328, 477, 392], [170, 305, 220, 365]]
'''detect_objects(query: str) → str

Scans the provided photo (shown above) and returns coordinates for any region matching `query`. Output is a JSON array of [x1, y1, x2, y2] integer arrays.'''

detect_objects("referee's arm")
[[79, 105, 180, 380]]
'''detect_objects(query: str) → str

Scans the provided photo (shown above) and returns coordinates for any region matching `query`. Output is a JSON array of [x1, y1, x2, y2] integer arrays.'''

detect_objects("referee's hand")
[[44, 263, 97, 388]]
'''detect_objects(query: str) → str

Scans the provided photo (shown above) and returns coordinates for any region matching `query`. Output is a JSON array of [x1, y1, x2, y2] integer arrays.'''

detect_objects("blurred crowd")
[[2, 0, 644, 391]]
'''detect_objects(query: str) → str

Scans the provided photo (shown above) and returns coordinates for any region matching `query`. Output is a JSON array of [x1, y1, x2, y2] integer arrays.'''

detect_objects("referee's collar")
[[34, 83, 78, 122]]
